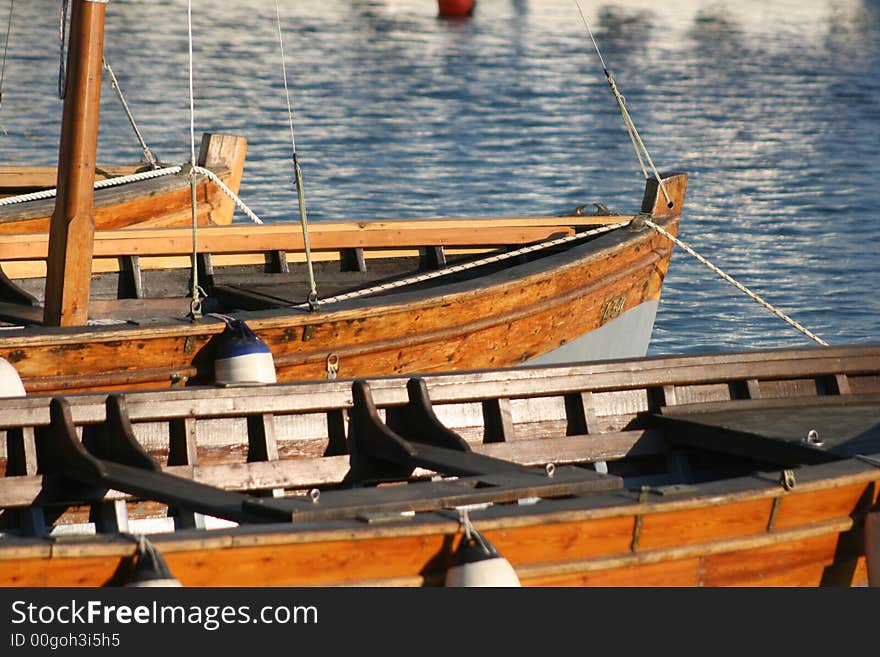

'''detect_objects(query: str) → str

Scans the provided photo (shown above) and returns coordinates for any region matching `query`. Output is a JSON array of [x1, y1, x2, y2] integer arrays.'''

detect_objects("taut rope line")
[[0, 0, 13, 132], [645, 219, 829, 346], [102, 57, 160, 169], [275, 0, 319, 311], [186, 0, 202, 319], [294, 222, 627, 309], [571, 2, 825, 346], [57, 0, 69, 99], [573, 0, 672, 209]]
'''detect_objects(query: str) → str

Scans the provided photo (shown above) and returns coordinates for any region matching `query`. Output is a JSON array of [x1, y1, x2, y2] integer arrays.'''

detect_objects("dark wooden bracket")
[[29, 388, 621, 528], [0, 264, 39, 306], [419, 246, 446, 271], [340, 248, 367, 273], [348, 377, 616, 485], [116, 255, 144, 299], [39, 396, 290, 524]]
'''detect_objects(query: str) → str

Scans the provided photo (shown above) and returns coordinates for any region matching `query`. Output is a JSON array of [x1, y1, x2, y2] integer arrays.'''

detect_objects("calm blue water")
[[1, 0, 877, 355]]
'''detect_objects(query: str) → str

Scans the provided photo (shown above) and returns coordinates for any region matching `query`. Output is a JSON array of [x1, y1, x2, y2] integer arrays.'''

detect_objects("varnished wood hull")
[[0, 344, 877, 587], [0, 133, 247, 233], [0, 214, 677, 394], [1, 467, 874, 587]]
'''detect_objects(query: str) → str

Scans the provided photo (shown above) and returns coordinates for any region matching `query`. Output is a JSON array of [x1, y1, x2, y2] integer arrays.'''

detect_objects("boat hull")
[[526, 299, 660, 365], [0, 430, 874, 588], [0, 133, 247, 233], [0, 343, 877, 587], [0, 214, 678, 394]]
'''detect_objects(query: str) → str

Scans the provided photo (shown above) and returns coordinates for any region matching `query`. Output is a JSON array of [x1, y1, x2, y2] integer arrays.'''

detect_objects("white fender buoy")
[[125, 536, 182, 587], [445, 512, 521, 587], [0, 357, 26, 397], [213, 318, 276, 386], [867, 510, 880, 587]]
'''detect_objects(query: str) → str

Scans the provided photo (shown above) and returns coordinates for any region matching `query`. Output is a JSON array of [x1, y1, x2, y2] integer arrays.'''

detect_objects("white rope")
[[0, 163, 265, 224], [0, 165, 181, 206], [296, 221, 626, 309], [190, 165, 263, 224], [645, 219, 829, 346]]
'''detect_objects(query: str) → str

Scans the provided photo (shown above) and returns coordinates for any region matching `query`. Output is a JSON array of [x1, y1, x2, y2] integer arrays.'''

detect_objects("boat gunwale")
[[0, 453, 877, 560]]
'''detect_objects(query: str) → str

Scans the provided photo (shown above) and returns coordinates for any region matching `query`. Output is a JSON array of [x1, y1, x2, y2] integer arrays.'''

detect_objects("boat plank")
[[772, 482, 877, 530], [700, 532, 848, 586], [636, 497, 774, 550], [163, 534, 449, 586], [522, 557, 701, 587], [485, 515, 635, 566]]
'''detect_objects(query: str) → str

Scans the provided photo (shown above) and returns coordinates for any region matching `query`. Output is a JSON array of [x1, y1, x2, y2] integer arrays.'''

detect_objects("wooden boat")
[[0, 132, 248, 233], [0, 343, 877, 586], [0, 1, 686, 395]]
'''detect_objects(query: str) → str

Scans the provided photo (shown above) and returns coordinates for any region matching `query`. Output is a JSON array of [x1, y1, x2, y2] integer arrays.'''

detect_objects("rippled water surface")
[[1, 0, 877, 355]]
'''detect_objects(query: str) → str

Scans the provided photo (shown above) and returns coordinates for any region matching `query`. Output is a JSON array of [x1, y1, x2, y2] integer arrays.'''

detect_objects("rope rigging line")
[[185, 0, 202, 320], [58, 0, 68, 99], [0, 163, 265, 224], [644, 219, 829, 347], [102, 57, 160, 169], [571, 3, 823, 346], [0, 165, 181, 206], [275, 0, 319, 311], [294, 221, 627, 309], [573, 0, 672, 209], [0, 0, 13, 131]]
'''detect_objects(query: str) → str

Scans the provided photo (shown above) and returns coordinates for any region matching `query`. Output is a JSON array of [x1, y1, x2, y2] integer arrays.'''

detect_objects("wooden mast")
[[43, 0, 107, 326]]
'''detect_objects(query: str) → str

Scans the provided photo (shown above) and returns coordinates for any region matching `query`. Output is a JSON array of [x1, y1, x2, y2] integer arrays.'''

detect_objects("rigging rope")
[[0, 0, 13, 130], [186, 0, 202, 319], [571, 1, 824, 345], [573, 1, 672, 208], [58, 0, 68, 99], [102, 57, 160, 169], [275, 0, 319, 311], [0, 163, 264, 224], [644, 219, 829, 346], [295, 222, 626, 309]]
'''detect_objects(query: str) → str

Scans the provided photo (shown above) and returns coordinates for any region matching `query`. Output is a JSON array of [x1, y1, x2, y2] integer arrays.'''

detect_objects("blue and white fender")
[[213, 318, 276, 386]]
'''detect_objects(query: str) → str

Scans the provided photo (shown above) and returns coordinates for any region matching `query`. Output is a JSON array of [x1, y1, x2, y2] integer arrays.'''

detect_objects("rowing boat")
[[0, 344, 876, 586]]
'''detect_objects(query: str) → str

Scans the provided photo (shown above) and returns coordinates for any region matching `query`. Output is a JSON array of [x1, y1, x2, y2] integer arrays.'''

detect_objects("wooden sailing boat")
[[0, 1, 685, 395], [0, 343, 877, 586]]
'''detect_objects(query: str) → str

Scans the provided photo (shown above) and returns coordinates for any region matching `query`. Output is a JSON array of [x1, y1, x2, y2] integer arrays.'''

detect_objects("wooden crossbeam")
[[0, 214, 630, 262]]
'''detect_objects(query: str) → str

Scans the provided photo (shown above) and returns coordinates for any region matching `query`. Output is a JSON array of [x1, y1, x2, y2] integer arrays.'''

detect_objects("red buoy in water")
[[438, 0, 475, 19]]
